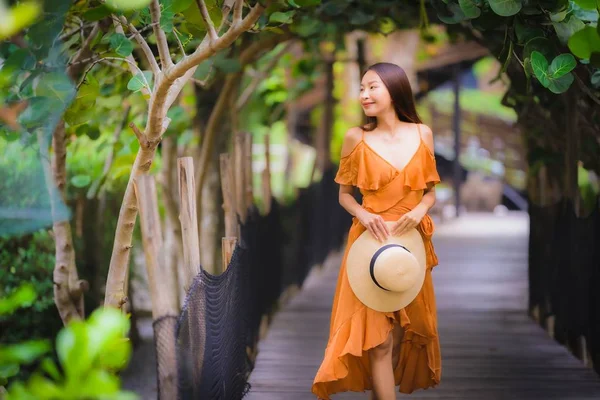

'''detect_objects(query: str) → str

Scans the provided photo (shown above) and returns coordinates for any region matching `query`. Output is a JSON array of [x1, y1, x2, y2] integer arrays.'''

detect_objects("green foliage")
[[531, 51, 576, 93], [0, 283, 52, 387], [431, 0, 600, 94], [0, 230, 61, 345], [0, 2, 42, 40], [0, 287, 136, 400]]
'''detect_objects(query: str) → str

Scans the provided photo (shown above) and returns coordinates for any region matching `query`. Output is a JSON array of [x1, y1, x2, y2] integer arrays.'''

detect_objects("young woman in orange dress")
[[312, 63, 442, 400]]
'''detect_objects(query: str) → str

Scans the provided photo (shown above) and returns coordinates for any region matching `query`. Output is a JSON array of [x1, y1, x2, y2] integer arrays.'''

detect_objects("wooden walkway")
[[246, 212, 600, 399]]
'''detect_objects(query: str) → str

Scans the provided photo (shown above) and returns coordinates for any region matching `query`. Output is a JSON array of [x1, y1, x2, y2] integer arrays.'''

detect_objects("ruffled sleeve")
[[404, 146, 441, 191], [334, 155, 355, 186], [334, 143, 397, 191]]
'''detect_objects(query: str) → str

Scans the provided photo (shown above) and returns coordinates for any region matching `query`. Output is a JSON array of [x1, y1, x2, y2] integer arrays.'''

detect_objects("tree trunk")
[[104, 3, 266, 309], [313, 53, 335, 178], [38, 125, 87, 324]]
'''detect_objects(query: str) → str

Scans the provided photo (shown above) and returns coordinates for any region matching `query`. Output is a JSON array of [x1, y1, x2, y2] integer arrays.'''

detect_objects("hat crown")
[[372, 246, 420, 292]]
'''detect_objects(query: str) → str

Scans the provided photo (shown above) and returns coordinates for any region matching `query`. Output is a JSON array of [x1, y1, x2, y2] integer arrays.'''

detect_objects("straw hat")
[[346, 221, 426, 312]]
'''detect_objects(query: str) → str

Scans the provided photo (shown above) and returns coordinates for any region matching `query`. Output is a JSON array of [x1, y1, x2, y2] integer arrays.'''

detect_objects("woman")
[[312, 63, 442, 400]]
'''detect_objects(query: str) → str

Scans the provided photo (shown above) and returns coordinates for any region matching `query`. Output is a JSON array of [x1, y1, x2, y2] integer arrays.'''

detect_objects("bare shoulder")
[[340, 126, 363, 158], [418, 124, 435, 153]]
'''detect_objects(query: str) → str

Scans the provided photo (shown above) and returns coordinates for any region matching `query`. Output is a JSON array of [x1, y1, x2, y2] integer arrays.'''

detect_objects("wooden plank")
[[177, 157, 201, 292], [245, 213, 600, 399]]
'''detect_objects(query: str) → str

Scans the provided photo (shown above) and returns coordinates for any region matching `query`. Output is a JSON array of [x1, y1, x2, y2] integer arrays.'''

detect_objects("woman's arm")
[[338, 127, 390, 242]]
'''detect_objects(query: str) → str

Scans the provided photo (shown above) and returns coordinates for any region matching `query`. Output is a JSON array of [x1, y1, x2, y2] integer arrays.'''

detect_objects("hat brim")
[[347, 222, 426, 312]]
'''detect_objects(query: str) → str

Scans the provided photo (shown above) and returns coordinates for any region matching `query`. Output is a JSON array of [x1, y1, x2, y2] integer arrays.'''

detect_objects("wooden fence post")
[[220, 153, 238, 272], [244, 131, 254, 212], [133, 174, 179, 400], [234, 132, 247, 224], [262, 133, 272, 214], [178, 157, 201, 291]]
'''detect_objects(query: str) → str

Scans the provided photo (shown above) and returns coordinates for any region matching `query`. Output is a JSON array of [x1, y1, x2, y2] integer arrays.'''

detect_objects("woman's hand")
[[391, 205, 427, 236], [356, 209, 390, 243]]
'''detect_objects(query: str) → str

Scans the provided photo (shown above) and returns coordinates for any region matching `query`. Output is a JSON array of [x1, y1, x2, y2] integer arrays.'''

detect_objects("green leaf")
[[515, 20, 545, 45], [553, 15, 586, 45], [550, 9, 568, 22], [193, 59, 213, 81], [531, 51, 550, 87], [105, 0, 153, 10], [547, 71, 575, 93], [0, 364, 19, 380], [523, 37, 554, 61], [437, 2, 467, 24], [292, 17, 321, 37], [572, 0, 598, 10], [86, 127, 101, 140], [0, 3, 42, 41], [127, 71, 153, 92], [160, 8, 175, 33], [71, 175, 92, 188], [17, 97, 55, 129], [35, 72, 75, 108], [172, 0, 194, 12], [548, 53, 576, 78], [295, 0, 321, 5], [568, 26, 600, 59], [40, 357, 62, 381], [571, 3, 599, 22], [82, 5, 113, 21], [0, 340, 51, 364], [0, 283, 36, 315], [269, 11, 296, 24], [79, 370, 120, 396], [459, 0, 481, 18], [109, 33, 134, 57], [488, 0, 522, 16], [56, 322, 92, 380], [321, 0, 348, 16], [25, 374, 64, 399]]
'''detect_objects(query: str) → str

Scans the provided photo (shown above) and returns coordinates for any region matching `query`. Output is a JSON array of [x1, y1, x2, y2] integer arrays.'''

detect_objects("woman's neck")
[[375, 108, 405, 138]]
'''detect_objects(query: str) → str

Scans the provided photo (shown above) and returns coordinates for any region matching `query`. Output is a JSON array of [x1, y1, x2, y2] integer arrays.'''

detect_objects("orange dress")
[[312, 127, 442, 399]]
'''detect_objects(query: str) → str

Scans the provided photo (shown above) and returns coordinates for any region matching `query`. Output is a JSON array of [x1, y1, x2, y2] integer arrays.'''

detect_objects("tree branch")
[[68, 23, 100, 77], [103, 0, 269, 310], [151, 1, 268, 141], [77, 57, 150, 92], [117, 15, 160, 75], [112, 17, 152, 98], [233, 0, 243, 25], [173, 27, 187, 57], [196, 0, 218, 42], [195, 73, 241, 210], [150, 0, 174, 68]]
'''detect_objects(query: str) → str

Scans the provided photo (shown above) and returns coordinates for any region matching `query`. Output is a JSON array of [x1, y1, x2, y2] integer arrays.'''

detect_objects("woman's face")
[[360, 70, 392, 117]]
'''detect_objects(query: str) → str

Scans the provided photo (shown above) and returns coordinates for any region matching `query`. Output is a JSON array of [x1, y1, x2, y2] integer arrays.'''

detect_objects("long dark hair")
[[361, 62, 422, 131]]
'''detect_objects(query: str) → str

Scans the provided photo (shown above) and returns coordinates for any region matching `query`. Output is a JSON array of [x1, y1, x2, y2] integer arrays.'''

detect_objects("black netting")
[[175, 166, 352, 399], [528, 197, 600, 374], [153, 315, 179, 399]]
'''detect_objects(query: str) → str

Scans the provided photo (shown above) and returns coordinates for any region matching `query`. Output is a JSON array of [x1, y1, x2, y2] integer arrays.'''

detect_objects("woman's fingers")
[[368, 222, 381, 242], [377, 217, 390, 239]]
